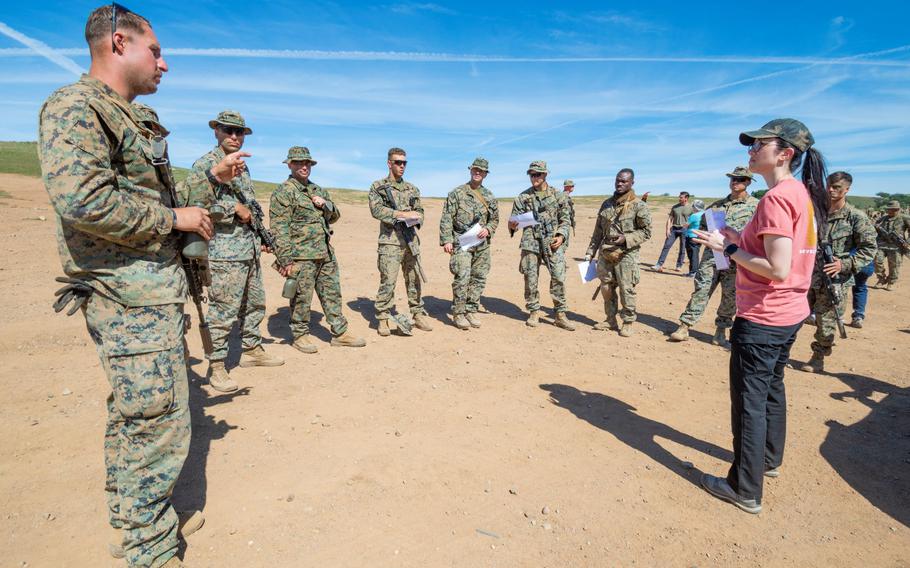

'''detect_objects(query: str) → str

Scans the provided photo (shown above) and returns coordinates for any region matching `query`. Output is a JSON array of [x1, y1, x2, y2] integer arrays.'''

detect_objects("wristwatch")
[[723, 243, 739, 258], [205, 168, 222, 187]]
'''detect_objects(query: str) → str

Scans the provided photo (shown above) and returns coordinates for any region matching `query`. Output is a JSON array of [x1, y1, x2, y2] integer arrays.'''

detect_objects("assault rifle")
[[819, 242, 848, 339], [382, 186, 428, 283], [874, 221, 910, 257], [236, 181, 279, 255]]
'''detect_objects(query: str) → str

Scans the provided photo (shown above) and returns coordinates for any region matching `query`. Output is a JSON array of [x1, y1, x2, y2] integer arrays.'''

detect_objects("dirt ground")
[[1, 172, 907, 567]]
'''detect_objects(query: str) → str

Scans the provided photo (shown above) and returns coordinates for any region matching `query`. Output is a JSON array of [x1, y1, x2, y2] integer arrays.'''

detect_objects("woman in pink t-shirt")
[[693, 118, 829, 514]]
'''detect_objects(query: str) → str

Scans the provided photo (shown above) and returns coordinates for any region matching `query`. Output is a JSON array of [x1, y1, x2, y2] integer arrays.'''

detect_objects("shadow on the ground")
[[266, 305, 331, 343], [347, 296, 377, 329], [540, 383, 733, 488], [821, 371, 910, 528]]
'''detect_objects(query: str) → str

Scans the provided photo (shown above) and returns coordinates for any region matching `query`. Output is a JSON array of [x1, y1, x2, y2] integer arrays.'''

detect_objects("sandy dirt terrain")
[[0, 172, 907, 567]]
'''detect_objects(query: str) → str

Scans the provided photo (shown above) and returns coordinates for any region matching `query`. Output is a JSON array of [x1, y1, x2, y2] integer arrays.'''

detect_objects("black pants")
[[686, 240, 701, 274], [726, 317, 802, 502]]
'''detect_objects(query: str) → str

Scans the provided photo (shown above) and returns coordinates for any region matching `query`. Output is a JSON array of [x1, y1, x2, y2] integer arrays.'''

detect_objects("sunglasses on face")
[[392, 160, 408, 166], [748, 139, 777, 154], [110, 2, 131, 53], [730, 177, 750, 183], [218, 126, 246, 137], [530, 172, 544, 178]]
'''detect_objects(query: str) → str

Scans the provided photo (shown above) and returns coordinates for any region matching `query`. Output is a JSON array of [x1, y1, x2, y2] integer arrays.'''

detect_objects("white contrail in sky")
[[0, 22, 84, 75]]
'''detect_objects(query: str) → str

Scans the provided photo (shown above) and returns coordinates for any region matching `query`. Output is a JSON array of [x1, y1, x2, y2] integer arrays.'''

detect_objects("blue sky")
[[2, 1, 909, 197]]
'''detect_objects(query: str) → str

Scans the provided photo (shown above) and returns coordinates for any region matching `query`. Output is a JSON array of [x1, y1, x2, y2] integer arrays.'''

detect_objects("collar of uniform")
[[828, 204, 850, 220], [79, 74, 132, 115], [211, 145, 227, 160], [385, 175, 404, 186], [289, 177, 313, 192]]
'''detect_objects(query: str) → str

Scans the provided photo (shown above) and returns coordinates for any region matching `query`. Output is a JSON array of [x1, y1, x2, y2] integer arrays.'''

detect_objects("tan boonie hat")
[[283, 146, 317, 165], [886, 200, 901, 209], [739, 118, 813, 152], [470, 157, 490, 172], [725, 166, 754, 180], [527, 160, 549, 174], [563, 179, 575, 187], [208, 110, 252, 135], [132, 102, 169, 137]]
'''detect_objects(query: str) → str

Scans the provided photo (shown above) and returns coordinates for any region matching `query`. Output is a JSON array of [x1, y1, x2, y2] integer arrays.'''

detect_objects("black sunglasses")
[[392, 160, 408, 166], [111, 2, 131, 54], [218, 125, 246, 136], [731, 176, 751, 183], [529, 172, 544, 178]]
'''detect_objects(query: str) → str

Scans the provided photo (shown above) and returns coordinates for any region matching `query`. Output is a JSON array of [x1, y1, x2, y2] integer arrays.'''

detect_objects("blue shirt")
[[687, 211, 705, 238]]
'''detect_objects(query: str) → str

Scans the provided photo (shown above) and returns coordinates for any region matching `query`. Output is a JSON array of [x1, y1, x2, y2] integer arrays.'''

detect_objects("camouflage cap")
[[739, 118, 813, 152], [132, 102, 169, 137], [283, 146, 317, 165], [725, 166, 754, 180], [208, 110, 253, 135], [563, 179, 575, 187], [470, 157, 490, 172], [886, 200, 902, 209], [527, 160, 549, 174]]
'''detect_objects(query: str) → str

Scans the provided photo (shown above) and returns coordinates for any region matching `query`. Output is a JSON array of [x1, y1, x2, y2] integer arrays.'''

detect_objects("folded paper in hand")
[[458, 224, 485, 251], [509, 211, 538, 229], [705, 210, 729, 270]]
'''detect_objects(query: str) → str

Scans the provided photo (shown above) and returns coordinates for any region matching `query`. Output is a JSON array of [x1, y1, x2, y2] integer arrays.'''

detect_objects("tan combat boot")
[[239, 345, 285, 367], [554, 313, 577, 331], [413, 313, 434, 331], [711, 327, 730, 348], [453, 314, 470, 330], [619, 322, 634, 337], [592, 317, 619, 331], [799, 354, 824, 373], [525, 310, 540, 327], [883, 281, 894, 291], [465, 312, 481, 328], [669, 323, 690, 342], [208, 361, 238, 393], [110, 510, 205, 559], [292, 335, 318, 354], [377, 319, 391, 336], [331, 331, 366, 347]]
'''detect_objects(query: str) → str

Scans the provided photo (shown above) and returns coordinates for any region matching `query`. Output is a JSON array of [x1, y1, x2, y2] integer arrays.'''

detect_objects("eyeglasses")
[[392, 160, 408, 166], [110, 2, 131, 54], [748, 139, 777, 154], [529, 172, 544, 178], [730, 177, 751, 183], [218, 125, 246, 136]]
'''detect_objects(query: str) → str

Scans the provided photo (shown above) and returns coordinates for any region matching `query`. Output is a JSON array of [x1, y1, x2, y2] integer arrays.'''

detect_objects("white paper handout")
[[404, 217, 421, 227], [578, 260, 598, 283], [509, 211, 538, 229], [457, 224, 485, 251], [705, 210, 730, 270]]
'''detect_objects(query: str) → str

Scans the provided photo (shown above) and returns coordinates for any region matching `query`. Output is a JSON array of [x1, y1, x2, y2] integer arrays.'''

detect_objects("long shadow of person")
[[820, 371, 910, 528], [540, 383, 733, 487], [266, 305, 331, 343], [422, 295, 453, 326], [478, 296, 526, 322], [347, 296, 378, 330]]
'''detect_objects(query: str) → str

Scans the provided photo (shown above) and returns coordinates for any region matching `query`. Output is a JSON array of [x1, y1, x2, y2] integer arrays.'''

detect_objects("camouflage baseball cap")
[[563, 179, 575, 187], [470, 157, 490, 172], [132, 102, 169, 136], [208, 110, 253, 135], [886, 200, 902, 209], [527, 160, 549, 174], [725, 166, 754, 180], [283, 146, 317, 165], [739, 118, 813, 152]]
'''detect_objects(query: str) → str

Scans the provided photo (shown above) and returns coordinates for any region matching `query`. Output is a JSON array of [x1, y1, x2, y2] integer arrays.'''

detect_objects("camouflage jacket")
[[38, 75, 212, 307], [585, 193, 651, 258], [510, 185, 571, 254], [368, 176, 425, 248], [814, 204, 877, 287], [269, 177, 339, 261], [875, 213, 910, 251], [192, 146, 259, 261], [439, 183, 499, 248], [700, 193, 759, 232]]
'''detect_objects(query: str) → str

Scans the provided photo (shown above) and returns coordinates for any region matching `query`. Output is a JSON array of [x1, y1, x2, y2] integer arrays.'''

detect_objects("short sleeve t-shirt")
[[735, 178, 817, 326], [687, 211, 705, 238], [670, 203, 693, 227]]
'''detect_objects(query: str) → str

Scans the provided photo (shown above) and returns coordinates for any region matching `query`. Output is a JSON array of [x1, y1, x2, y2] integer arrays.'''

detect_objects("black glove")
[[52, 276, 94, 316]]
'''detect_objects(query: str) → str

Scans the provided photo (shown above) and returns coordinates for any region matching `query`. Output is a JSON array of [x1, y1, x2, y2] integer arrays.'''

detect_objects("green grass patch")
[[0, 141, 42, 177]]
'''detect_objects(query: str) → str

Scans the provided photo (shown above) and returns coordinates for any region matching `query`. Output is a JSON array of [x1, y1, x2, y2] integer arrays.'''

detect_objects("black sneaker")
[[700, 473, 762, 514]]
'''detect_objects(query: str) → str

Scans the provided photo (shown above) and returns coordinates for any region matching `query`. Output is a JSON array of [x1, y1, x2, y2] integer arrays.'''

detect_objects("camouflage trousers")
[[375, 244, 425, 319], [85, 294, 190, 568], [289, 255, 348, 338], [807, 281, 850, 357], [679, 249, 737, 329], [519, 247, 567, 313], [596, 249, 640, 323], [450, 245, 491, 315], [875, 249, 902, 284], [207, 259, 265, 361]]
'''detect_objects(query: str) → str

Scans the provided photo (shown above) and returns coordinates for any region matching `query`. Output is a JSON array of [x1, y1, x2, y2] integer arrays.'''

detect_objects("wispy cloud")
[[828, 16, 855, 51], [553, 10, 665, 34], [386, 3, 456, 16], [0, 22, 84, 75]]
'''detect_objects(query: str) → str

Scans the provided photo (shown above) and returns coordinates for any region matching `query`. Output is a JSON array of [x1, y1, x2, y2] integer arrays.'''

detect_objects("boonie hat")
[[208, 110, 252, 135], [886, 200, 901, 210], [725, 166, 754, 180], [470, 157, 490, 172], [563, 179, 575, 187], [739, 118, 813, 152], [283, 146, 317, 165], [527, 160, 549, 174]]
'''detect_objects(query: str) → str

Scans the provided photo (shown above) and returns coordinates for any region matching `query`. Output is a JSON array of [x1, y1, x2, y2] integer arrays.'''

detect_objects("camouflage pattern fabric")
[[192, 146, 259, 261], [510, 185, 571, 253], [368, 175, 425, 247], [596, 249, 641, 323], [206, 259, 265, 361], [567, 195, 576, 231], [740, 118, 814, 152], [288, 255, 349, 337], [809, 205, 877, 356], [439, 183, 499, 315], [875, 249, 902, 285], [270, 177, 339, 261], [679, 193, 758, 327], [375, 245, 425, 318], [519, 248, 568, 313]]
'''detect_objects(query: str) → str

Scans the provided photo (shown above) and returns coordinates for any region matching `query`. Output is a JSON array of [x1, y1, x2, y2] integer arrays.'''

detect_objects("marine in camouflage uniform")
[[873, 200, 910, 289], [509, 160, 575, 330], [439, 157, 500, 330], [670, 166, 759, 347], [800, 173, 877, 373], [584, 168, 651, 337], [37, 7, 246, 565], [563, 179, 576, 235], [269, 146, 365, 353], [368, 147, 433, 335], [192, 111, 283, 391]]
